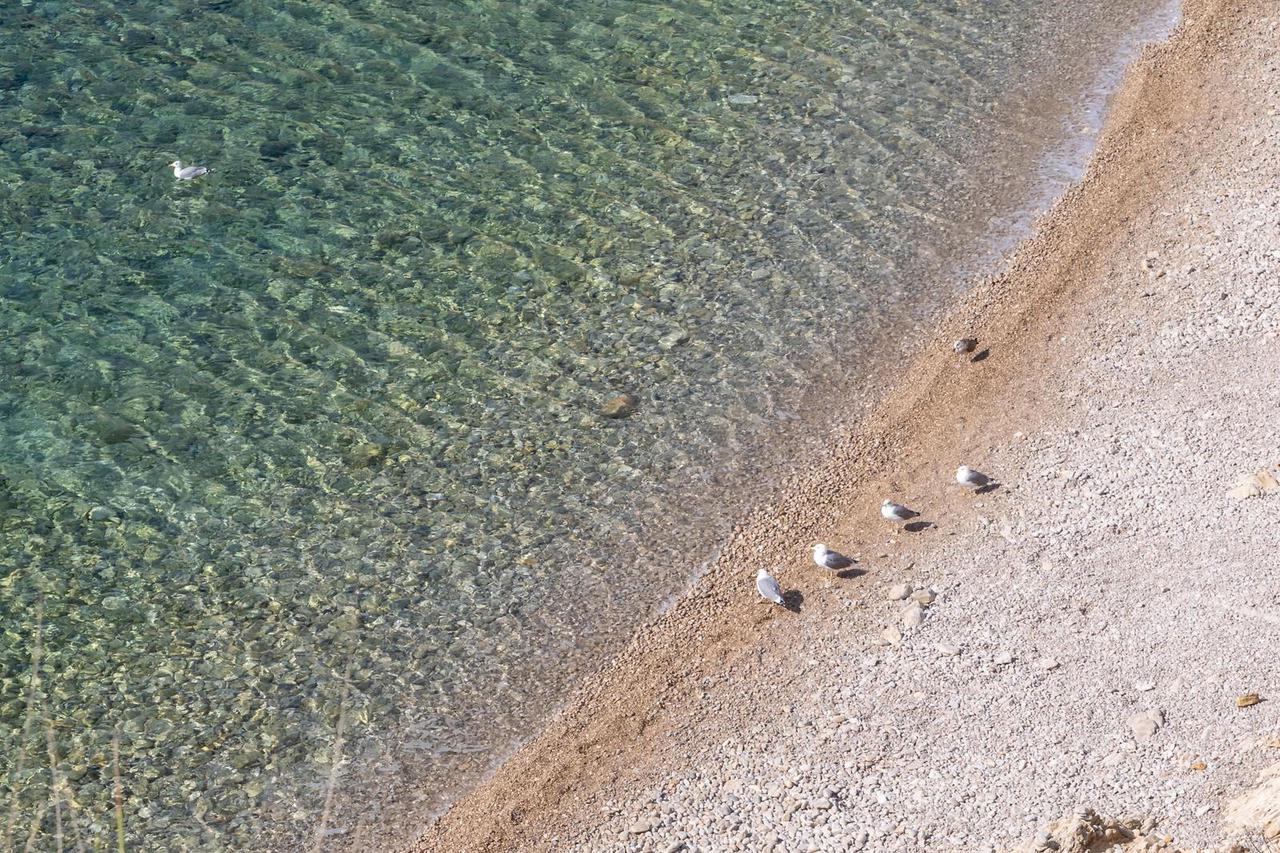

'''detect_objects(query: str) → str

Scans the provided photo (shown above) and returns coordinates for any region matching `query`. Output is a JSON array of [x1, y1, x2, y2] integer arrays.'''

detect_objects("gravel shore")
[[407, 1, 1279, 850]]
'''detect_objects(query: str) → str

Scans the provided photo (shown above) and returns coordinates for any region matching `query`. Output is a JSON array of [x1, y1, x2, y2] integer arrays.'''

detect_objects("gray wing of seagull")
[[822, 550, 854, 570], [886, 502, 919, 520], [179, 165, 210, 179], [757, 572, 784, 605], [956, 466, 991, 488]]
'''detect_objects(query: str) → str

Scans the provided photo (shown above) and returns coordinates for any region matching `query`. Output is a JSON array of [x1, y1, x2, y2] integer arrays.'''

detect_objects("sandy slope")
[[406, 0, 1280, 850]]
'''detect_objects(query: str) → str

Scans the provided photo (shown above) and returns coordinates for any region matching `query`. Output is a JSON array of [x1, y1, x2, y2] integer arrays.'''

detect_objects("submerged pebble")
[[601, 393, 640, 419]]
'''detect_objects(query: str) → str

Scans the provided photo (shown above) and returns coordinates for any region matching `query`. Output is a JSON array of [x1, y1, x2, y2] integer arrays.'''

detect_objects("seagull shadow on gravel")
[[971, 348, 991, 363], [836, 566, 867, 580], [782, 589, 805, 612], [975, 482, 1002, 495], [903, 520, 935, 533]]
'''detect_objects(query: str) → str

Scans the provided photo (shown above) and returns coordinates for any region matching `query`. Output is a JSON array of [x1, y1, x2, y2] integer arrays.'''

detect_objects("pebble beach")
[[408, 0, 1280, 850]]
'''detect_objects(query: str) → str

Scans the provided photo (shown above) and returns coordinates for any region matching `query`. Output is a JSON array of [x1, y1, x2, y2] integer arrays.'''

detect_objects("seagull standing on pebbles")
[[812, 543, 854, 572], [955, 465, 991, 489], [168, 160, 210, 180], [756, 568, 784, 606], [881, 499, 919, 522], [953, 338, 978, 355]]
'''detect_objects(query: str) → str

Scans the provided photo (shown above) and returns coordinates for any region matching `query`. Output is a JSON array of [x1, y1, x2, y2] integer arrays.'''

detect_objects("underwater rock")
[[90, 412, 140, 445], [344, 442, 387, 468], [87, 505, 116, 522], [658, 329, 689, 351], [258, 139, 295, 160], [600, 393, 639, 419]]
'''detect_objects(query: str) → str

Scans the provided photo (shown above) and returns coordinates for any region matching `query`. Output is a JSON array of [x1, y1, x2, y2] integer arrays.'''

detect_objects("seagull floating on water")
[[812, 543, 854, 572], [756, 568, 784, 606], [168, 160, 210, 180], [955, 465, 992, 489], [881, 499, 919, 522], [953, 338, 978, 355]]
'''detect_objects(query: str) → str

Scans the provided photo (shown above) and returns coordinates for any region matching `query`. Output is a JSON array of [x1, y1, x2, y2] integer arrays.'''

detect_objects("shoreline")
[[407, 0, 1279, 849], [353, 0, 1188, 841]]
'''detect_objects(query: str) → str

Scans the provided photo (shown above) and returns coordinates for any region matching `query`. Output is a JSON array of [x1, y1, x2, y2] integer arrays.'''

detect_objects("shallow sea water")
[[0, 0, 1171, 848]]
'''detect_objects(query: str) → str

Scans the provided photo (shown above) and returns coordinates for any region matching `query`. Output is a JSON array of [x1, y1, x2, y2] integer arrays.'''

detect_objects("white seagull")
[[756, 568, 784, 606], [955, 465, 992, 489], [812, 543, 854, 572], [953, 338, 978, 355], [881, 499, 919, 522], [168, 160, 210, 180]]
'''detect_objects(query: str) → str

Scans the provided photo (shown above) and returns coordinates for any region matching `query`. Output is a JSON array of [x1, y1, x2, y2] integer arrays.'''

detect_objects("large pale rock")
[[1127, 709, 1164, 742], [1225, 761, 1280, 841]]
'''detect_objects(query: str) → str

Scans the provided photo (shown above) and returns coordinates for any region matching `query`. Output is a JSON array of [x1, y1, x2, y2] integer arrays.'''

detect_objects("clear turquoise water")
[[0, 0, 1168, 848]]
